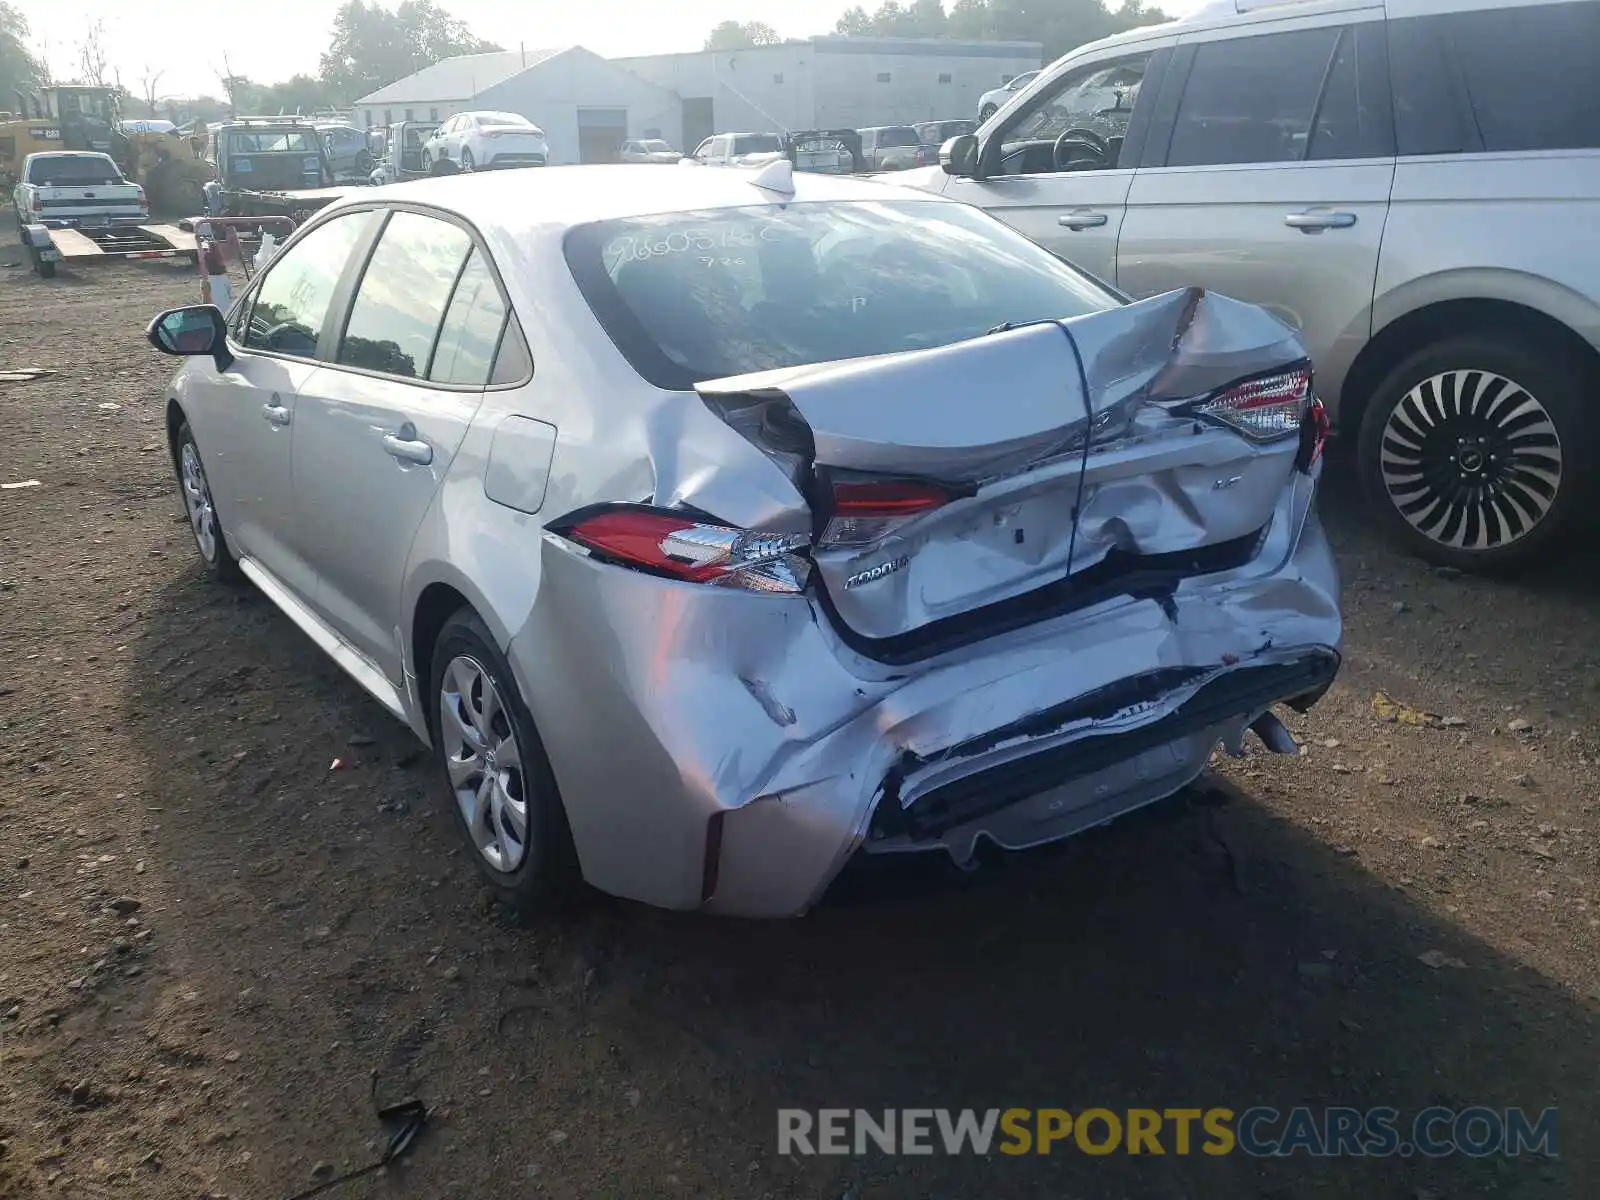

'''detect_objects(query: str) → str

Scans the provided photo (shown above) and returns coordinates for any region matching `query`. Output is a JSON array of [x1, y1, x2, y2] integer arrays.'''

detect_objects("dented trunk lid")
[[697, 288, 1312, 649]]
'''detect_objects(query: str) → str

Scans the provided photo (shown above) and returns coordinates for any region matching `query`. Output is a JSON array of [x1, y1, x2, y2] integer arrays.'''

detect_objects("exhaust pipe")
[[1249, 710, 1299, 755]]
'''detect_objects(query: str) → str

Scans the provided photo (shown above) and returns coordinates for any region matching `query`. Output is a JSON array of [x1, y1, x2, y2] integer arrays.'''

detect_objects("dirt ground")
[[0, 228, 1596, 1200]]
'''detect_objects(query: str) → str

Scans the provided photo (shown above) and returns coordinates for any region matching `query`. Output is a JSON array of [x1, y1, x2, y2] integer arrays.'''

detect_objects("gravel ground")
[[0, 228, 1597, 1200]]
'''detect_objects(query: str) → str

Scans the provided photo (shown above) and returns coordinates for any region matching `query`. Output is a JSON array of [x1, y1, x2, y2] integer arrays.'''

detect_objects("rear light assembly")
[[1197, 365, 1313, 442], [554, 506, 810, 594], [820, 478, 957, 548]]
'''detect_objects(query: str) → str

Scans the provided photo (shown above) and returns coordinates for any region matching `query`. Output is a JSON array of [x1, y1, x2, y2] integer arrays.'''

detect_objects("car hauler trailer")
[[19, 221, 198, 278]]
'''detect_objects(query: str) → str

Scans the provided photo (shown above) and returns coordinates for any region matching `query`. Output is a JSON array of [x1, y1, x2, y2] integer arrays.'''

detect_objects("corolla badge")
[[844, 554, 909, 589]]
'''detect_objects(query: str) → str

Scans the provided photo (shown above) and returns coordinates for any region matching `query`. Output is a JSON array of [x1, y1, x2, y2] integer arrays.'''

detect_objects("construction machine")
[[2, 86, 215, 212]]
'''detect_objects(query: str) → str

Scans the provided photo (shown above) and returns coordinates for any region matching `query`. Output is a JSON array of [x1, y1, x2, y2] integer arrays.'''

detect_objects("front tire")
[[429, 610, 580, 911], [1356, 332, 1596, 574], [174, 419, 243, 583], [979, 104, 998, 122]]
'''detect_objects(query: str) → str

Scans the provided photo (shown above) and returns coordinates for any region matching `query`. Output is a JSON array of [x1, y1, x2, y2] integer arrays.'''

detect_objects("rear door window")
[[243, 209, 380, 358], [337, 210, 474, 379], [429, 249, 512, 386], [1389, 2, 1600, 154], [1166, 28, 1345, 166]]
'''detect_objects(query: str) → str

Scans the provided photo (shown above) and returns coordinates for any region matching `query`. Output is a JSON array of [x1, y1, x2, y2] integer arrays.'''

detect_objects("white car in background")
[[422, 111, 549, 172], [621, 138, 679, 164], [977, 70, 1040, 122]]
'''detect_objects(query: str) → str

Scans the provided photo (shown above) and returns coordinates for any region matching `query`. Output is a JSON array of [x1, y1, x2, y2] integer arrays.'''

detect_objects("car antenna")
[[749, 158, 794, 197]]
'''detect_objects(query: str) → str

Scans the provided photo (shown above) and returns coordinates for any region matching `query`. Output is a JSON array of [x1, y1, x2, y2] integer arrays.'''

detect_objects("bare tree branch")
[[76, 18, 108, 87]]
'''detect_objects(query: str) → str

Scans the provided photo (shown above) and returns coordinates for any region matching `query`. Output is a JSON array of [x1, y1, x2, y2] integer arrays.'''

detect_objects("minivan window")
[[565, 200, 1118, 390], [1166, 27, 1345, 167], [243, 210, 380, 358], [1391, 3, 1600, 154], [338, 211, 473, 379], [732, 134, 782, 155], [429, 249, 510, 386]]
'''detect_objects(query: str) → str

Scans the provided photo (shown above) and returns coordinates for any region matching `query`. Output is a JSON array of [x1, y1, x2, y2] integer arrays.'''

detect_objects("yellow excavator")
[[2, 85, 215, 212]]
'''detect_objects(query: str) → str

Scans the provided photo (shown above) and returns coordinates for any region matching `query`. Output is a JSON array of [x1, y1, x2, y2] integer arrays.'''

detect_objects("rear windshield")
[[732, 134, 783, 154], [565, 200, 1117, 390], [477, 112, 531, 127], [877, 127, 921, 147], [225, 131, 319, 153], [27, 155, 122, 185]]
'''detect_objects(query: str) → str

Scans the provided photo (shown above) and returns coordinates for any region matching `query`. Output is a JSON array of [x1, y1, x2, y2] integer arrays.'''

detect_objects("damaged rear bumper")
[[510, 473, 1340, 919]]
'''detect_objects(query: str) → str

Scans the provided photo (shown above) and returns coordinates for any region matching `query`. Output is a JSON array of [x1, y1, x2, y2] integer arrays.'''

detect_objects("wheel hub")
[[1379, 369, 1562, 552]]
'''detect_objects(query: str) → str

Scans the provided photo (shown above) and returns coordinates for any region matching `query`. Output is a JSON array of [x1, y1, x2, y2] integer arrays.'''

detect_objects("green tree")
[[0, 2, 40, 105], [320, 0, 500, 102], [703, 19, 783, 50]]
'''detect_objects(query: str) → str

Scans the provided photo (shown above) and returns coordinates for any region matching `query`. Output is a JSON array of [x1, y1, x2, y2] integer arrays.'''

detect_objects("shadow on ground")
[[89, 487, 1595, 1199]]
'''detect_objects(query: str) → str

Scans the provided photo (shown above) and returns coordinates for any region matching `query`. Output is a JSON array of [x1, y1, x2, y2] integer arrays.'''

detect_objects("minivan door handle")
[[382, 422, 433, 466], [1058, 209, 1109, 230], [1284, 209, 1357, 232], [261, 398, 291, 426]]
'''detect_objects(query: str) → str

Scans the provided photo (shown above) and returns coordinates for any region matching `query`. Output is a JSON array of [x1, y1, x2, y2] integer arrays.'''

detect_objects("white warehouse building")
[[355, 46, 685, 165], [357, 37, 1041, 164], [615, 37, 1042, 150]]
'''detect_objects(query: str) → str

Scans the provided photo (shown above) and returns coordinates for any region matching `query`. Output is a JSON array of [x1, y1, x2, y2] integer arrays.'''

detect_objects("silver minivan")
[[912, 0, 1599, 573]]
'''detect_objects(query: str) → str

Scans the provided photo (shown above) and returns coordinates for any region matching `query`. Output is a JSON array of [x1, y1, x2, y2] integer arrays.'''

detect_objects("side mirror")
[[148, 305, 232, 370], [940, 134, 979, 178]]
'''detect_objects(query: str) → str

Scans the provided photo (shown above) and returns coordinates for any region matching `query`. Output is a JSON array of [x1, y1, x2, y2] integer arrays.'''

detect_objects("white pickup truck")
[[11, 151, 148, 230]]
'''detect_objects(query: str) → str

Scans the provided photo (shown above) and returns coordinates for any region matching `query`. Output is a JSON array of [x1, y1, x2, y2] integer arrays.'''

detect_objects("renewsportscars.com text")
[[777, 1106, 1558, 1158]]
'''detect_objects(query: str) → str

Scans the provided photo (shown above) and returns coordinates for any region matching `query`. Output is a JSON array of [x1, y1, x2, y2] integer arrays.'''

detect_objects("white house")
[[355, 46, 684, 165]]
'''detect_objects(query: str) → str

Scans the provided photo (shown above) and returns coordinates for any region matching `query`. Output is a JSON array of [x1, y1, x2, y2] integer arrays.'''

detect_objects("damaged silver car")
[[146, 162, 1340, 917]]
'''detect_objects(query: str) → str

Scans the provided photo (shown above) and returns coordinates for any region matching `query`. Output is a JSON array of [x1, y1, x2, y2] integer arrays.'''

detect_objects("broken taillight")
[[1297, 395, 1332, 472], [1198, 365, 1313, 442], [553, 506, 810, 594], [820, 479, 956, 548]]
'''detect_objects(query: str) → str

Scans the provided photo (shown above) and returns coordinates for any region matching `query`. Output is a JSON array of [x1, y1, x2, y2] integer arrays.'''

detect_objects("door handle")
[[382, 422, 433, 466], [261, 399, 291, 426], [1058, 209, 1109, 230], [1284, 209, 1357, 231]]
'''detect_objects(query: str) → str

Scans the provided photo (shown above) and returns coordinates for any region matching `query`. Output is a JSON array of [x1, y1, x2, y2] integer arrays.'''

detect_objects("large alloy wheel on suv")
[[1357, 333, 1595, 574]]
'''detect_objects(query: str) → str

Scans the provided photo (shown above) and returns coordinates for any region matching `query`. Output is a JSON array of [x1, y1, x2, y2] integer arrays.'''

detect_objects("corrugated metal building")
[[614, 37, 1042, 150], [356, 37, 1041, 162], [355, 46, 684, 165]]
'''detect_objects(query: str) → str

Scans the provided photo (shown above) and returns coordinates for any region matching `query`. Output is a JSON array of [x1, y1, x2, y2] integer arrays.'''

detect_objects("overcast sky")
[[28, 0, 1210, 98]]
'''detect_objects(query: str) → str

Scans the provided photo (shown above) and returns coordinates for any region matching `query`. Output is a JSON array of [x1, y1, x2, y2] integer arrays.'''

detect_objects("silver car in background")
[[146, 164, 1340, 918]]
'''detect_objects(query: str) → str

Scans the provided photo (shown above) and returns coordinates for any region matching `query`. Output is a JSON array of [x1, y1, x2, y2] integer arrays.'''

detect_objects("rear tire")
[[31, 248, 55, 279], [173, 419, 243, 583], [428, 610, 581, 912], [1356, 331, 1597, 575], [460, 146, 476, 171]]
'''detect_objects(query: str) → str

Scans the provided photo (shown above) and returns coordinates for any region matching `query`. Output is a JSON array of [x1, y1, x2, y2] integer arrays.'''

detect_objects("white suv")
[[916, 0, 1600, 573]]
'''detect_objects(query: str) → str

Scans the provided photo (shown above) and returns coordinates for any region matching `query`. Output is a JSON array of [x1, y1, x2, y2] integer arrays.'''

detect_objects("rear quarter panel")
[[1375, 150, 1600, 350]]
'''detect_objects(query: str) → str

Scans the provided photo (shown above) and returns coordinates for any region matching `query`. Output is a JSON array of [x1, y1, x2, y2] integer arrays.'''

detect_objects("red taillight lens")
[[821, 479, 954, 548], [1198, 365, 1312, 441], [557, 507, 810, 594]]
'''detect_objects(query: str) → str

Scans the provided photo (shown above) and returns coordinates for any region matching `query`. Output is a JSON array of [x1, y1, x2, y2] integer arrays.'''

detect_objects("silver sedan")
[[146, 162, 1341, 917]]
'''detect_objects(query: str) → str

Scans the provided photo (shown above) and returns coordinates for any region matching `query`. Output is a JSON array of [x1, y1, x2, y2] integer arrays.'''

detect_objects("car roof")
[[346, 163, 957, 232]]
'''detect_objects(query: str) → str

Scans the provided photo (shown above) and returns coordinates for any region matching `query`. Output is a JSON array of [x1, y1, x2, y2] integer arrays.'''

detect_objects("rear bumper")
[[509, 469, 1340, 918]]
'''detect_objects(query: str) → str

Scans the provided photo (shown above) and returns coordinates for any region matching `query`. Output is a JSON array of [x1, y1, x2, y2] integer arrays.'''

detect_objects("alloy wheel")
[[1379, 369, 1563, 552], [179, 441, 218, 563], [438, 655, 530, 873]]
